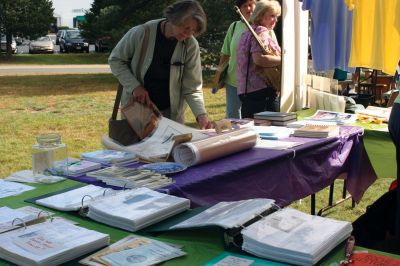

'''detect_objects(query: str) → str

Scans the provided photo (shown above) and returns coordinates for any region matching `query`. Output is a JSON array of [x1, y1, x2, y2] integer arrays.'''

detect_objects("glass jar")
[[32, 133, 68, 175]]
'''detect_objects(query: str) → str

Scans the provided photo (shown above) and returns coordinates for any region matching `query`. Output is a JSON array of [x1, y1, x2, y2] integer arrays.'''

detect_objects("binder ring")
[[11, 218, 27, 230], [81, 194, 94, 208], [103, 188, 113, 197], [37, 210, 54, 222]]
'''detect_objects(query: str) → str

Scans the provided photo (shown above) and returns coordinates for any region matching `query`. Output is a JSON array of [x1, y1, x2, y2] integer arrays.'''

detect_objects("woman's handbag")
[[108, 24, 150, 145], [212, 22, 238, 93], [108, 83, 140, 145]]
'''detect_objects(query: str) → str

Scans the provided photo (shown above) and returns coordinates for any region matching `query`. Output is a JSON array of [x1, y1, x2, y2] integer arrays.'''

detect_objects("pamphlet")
[[0, 180, 35, 198], [304, 110, 357, 124]]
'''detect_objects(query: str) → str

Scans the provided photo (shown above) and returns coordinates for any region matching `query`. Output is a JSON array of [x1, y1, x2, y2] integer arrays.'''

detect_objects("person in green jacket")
[[217, 0, 256, 119], [109, 0, 211, 129]]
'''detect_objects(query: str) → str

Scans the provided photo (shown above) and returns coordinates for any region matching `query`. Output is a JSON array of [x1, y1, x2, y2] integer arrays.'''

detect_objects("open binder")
[[145, 199, 352, 266], [0, 206, 53, 234], [27, 185, 190, 232], [145, 199, 278, 249], [0, 211, 110, 266]]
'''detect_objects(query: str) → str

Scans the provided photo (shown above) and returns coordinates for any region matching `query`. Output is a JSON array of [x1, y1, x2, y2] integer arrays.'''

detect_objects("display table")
[[66, 125, 376, 209], [297, 108, 395, 178], [1, 182, 400, 266]]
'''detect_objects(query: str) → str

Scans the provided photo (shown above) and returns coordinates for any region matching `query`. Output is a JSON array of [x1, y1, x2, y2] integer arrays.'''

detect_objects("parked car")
[[94, 36, 111, 52], [1, 34, 17, 54], [29, 36, 54, 54], [59, 29, 89, 53], [47, 34, 57, 45]]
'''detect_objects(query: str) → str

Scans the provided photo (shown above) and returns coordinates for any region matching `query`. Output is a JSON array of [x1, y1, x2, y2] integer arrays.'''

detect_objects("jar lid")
[[36, 133, 61, 146]]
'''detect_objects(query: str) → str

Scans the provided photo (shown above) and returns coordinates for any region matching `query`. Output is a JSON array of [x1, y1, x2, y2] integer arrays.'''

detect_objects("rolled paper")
[[173, 128, 258, 167]]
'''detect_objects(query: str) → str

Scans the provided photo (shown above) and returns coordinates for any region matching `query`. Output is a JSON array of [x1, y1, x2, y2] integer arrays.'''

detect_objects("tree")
[[81, 0, 236, 65], [0, 0, 54, 56]]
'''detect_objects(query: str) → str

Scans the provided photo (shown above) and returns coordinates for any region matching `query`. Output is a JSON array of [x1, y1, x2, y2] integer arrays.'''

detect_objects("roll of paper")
[[172, 128, 257, 167]]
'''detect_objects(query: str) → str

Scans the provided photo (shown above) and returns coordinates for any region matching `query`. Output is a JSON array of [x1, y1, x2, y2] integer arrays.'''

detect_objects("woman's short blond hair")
[[164, 0, 207, 36], [249, 0, 281, 25]]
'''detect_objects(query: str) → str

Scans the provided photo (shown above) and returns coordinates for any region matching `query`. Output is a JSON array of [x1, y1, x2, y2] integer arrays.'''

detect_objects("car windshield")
[[37, 36, 51, 41], [66, 31, 82, 39]]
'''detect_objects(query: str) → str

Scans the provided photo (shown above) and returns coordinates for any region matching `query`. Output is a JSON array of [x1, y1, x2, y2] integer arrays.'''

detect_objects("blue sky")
[[52, 0, 93, 27]]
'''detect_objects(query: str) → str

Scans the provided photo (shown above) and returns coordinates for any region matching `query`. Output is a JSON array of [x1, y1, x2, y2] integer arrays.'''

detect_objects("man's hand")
[[133, 85, 151, 106], [197, 114, 212, 129]]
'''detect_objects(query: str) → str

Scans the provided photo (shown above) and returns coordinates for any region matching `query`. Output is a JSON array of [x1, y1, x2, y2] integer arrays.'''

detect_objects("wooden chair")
[[357, 68, 394, 106], [386, 90, 399, 108]]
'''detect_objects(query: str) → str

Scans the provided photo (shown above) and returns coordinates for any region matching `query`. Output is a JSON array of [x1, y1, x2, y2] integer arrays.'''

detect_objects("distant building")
[[73, 16, 86, 28]]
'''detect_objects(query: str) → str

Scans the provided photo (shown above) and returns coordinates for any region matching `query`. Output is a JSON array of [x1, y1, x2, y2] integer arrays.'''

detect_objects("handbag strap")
[[244, 41, 251, 96], [111, 24, 150, 120]]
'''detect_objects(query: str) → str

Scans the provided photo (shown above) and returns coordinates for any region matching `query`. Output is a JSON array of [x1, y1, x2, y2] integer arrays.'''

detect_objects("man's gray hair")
[[164, 0, 207, 36]]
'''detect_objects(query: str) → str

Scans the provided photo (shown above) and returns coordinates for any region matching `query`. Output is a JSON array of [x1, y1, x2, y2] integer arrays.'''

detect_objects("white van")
[[1, 34, 17, 54]]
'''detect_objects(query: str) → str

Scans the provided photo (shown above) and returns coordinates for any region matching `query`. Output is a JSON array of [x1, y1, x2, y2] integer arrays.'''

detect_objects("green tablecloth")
[[297, 109, 396, 178], [1, 180, 400, 266]]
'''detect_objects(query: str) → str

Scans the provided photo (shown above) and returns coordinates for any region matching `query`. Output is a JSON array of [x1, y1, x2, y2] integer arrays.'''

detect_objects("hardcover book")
[[253, 111, 297, 121]]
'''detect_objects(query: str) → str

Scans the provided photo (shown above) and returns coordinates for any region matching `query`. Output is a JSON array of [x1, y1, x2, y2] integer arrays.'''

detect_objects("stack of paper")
[[35, 185, 118, 211], [292, 125, 340, 138], [87, 187, 190, 232], [48, 158, 102, 177], [241, 208, 352, 266], [286, 120, 338, 128], [4, 170, 65, 184], [86, 166, 174, 189], [0, 219, 109, 266], [81, 149, 137, 166], [80, 235, 186, 266]]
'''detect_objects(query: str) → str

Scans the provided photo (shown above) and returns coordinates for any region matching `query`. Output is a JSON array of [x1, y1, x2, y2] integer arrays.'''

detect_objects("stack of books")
[[253, 111, 297, 126], [81, 149, 137, 166], [292, 125, 340, 138]]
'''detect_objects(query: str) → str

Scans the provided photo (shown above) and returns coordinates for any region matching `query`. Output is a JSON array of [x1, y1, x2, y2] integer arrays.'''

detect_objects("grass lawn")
[[0, 55, 394, 223]]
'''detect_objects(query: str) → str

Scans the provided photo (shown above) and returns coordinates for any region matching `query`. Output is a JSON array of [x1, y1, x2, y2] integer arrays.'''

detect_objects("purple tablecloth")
[[68, 126, 377, 208]]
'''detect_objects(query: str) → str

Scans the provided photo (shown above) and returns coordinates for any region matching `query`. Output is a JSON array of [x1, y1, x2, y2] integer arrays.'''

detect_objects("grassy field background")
[[0, 54, 394, 223]]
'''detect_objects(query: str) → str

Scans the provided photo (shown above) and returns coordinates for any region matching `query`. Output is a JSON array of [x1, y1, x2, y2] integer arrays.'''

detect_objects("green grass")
[[0, 72, 393, 223], [0, 53, 109, 64]]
